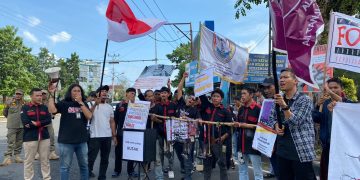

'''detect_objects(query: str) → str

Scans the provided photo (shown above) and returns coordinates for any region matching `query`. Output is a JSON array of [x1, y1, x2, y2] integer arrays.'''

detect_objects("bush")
[[0, 104, 5, 116], [340, 76, 358, 102]]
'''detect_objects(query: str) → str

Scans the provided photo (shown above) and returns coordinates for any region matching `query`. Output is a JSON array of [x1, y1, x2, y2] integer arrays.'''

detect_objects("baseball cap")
[[261, 77, 274, 87], [96, 85, 109, 93], [159, 87, 170, 93], [126, 87, 136, 93]]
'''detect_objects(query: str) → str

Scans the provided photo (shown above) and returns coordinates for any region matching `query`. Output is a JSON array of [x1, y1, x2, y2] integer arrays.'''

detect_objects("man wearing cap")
[[42, 89, 59, 160], [112, 88, 138, 178], [151, 86, 178, 179], [1, 89, 26, 166], [260, 77, 278, 179], [88, 85, 117, 179]]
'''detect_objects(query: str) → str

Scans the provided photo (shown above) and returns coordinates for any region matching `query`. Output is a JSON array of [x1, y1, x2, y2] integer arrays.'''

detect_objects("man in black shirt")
[[112, 88, 138, 178], [48, 84, 92, 180]]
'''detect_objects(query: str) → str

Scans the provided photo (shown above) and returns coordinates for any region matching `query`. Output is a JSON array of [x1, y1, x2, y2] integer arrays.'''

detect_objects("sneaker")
[[163, 167, 169, 173], [49, 151, 59, 160], [111, 171, 120, 178], [264, 173, 276, 178], [168, 171, 174, 179], [129, 172, 139, 178], [230, 159, 235, 169], [0, 156, 12, 166], [89, 171, 96, 178], [14, 155, 23, 163]]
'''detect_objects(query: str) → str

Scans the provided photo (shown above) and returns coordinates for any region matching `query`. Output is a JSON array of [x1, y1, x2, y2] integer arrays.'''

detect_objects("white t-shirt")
[[90, 103, 114, 138]]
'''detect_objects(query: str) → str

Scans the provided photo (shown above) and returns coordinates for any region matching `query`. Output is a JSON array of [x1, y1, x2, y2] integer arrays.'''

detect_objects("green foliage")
[[234, 0, 267, 19], [339, 76, 358, 102], [334, 69, 360, 101], [0, 104, 5, 116]]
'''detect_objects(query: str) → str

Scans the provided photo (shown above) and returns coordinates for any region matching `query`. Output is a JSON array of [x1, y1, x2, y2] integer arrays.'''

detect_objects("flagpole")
[[100, 39, 109, 88]]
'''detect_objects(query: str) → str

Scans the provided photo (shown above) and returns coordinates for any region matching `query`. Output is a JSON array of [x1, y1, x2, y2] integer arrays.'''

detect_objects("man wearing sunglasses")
[[1, 89, 26, 166]]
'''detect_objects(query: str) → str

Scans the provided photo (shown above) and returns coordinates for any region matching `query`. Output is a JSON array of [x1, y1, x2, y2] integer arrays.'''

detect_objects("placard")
[[123, 101, 150, 130], [166, 119, 188, 141], [123, 131, 144, 162], [252, 99, 277, 157], [194, 68, 214, 97]]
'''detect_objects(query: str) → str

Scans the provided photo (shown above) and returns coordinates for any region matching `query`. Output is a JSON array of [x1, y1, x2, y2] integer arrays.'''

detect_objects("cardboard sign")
[[123, 101, 150, 130], [194, 68, 214, 97], [122, 131, 144, 162]]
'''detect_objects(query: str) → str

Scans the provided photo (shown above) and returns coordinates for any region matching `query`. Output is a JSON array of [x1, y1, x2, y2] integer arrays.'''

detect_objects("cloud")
[[96, 2, 107, 16], [27, 16, 41, 27], [238, 40, 256, 49], [22, 30, 38, 43], [48, 31, 72, 43]]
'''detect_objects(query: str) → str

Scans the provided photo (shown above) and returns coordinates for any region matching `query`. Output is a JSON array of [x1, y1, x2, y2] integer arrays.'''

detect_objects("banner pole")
[[100, 39, 109, 88]]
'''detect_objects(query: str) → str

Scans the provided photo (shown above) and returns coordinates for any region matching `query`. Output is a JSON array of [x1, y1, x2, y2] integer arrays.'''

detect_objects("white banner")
[[327, 12, 360, 73], [123, 101, 150, 130], [252, 99, 277, 157], [133, 64, 175, 89], [122, 131, 144, 162], [329, 103, 360, 179], [166, 119, 188, 141], [199, 25, 249, 84], [194, 68, 214, 97]]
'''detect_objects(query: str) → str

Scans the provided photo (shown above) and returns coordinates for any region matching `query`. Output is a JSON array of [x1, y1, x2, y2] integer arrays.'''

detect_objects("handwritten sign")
[[194, 68, 214, 97], [123, 101, 150, 130], [252, 99, 277, 157], [122, 131, 144, 161], [166, 119, 189, 141]]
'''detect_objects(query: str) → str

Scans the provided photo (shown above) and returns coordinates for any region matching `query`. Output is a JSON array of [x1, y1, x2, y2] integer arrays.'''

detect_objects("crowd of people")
[[0, 67, 353, 180]]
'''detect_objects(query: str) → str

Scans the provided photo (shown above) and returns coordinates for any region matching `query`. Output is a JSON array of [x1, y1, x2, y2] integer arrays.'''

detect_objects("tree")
[[339, 76, 358, 102], [57, 52, 80, 95], [114, 77, 130, 101], [0, 26, 39, 101]]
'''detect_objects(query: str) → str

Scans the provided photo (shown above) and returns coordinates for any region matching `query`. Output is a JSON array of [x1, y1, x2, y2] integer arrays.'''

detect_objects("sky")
[[0, 0, 269, 85]]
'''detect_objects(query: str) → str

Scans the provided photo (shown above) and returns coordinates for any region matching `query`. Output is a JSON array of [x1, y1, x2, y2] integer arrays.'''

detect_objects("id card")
[[190, 136, 195, 142], [169, 145, 173, 152], [76, 112, 81, 119], [222, 145, 226, 153]]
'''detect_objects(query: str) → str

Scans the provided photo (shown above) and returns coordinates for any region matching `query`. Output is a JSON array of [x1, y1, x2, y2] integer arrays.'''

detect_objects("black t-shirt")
[[177, 97, 200, 119], [56, 101, 89, 144], [276, 97, 299, 160], [153, 101, 178, 137]]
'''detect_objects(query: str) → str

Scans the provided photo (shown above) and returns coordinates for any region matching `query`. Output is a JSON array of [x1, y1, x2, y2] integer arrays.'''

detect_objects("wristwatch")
[[282, 105, 290, 111]]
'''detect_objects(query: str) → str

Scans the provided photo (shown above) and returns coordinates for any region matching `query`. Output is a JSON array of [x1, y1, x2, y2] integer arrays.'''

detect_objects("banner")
[[199, 25, 249, 83], [269, 0, 286, 52], [123, 131, 144, 162], [327, 12, 360, 73], [328, 103, 360, 179], [185, 61, 198, 87], [194, 68, 214, 97], [166, 119, 189, 141], [280, 0, 324, 88], [244, 54, 287, 83], [298, 45, 334, 92], [133, 64, 175, 90], [252, 99, 277, 157], [123, 101, 150, 130]]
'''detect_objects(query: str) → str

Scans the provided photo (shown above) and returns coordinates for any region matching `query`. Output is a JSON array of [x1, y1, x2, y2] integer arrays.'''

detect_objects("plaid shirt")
[[269, 91, 315, 162]]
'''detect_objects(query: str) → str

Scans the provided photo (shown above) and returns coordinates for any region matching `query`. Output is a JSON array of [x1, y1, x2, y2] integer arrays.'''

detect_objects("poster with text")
[[123, 131, 144, 162], [123, 101, 150, 130], [194, 68, 214, 97]]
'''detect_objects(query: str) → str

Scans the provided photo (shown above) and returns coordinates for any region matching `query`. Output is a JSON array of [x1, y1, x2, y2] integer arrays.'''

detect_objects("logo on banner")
[[212, 34, 236, 63]]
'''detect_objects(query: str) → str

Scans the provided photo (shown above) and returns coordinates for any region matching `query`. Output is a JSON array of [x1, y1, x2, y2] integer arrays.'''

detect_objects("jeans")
[[155, 135, 164, 180], [277, 156, 316, 180], [232, 131, 238, 160], [203, 143, 228, 180], [88, 137, 112, 179], [238, 153, 263, 180], [59, 142, 88, 180]]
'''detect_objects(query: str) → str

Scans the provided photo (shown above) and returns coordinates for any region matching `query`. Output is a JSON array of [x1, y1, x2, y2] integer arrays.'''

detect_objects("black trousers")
[[88, 137, 112, 179], [277, 156, 316, 180], [174, 142, 185, 169], [114, 135, 135, 175]]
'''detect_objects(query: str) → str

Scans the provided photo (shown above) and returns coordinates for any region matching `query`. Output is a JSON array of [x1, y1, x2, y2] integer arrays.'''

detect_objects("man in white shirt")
[[88, 85, 117, 179]]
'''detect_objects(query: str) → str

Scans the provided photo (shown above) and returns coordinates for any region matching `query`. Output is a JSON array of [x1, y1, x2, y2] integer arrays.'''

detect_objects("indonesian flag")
[[106, 0, 166, 42]]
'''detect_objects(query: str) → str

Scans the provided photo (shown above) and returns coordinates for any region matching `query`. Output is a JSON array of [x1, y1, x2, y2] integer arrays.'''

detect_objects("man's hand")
[[327, 101, 337, 112], [233, 122, 243, 128], [112, 136, 118, 146], [317, 93, 329, 106], [274, 94, 287, 109], [183, 72, 189, 78], [48, 83, 56, 94], [275, 123, 284, 136]]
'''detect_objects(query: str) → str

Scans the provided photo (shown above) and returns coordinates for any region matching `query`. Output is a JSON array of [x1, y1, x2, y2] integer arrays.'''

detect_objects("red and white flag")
[[106, 0, 166, 42]]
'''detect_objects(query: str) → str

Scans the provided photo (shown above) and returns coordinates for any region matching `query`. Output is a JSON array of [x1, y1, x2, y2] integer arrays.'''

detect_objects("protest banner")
[[185, 61, 198, 87], [252, 99, 277, 157], [328, 103, 360, 179], [166, 118, 188, 141], [327, 12, 360, 73], [122, 131, 144, 162], [194, 68, 214, 97], [123, 101, 150, 130], [133, 64, 175, 90], [199, 25, 249, 83], [244, 54, 287, 83]]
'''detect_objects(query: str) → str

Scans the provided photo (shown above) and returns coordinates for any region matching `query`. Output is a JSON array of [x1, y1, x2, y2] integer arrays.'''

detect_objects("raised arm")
[[177, 72, 188, 101]]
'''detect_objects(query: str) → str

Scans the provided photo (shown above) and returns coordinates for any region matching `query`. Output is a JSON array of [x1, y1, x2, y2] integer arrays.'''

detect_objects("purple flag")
[[280, 0, 324, 88], [269, 0, 286, 53]]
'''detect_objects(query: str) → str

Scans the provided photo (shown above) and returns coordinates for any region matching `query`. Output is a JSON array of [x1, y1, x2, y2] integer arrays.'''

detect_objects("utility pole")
[[108, 54, 120, 102]]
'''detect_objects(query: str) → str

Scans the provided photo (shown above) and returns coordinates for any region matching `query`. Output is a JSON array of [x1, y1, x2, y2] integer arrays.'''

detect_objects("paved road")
[[0, 116, 317, 180]]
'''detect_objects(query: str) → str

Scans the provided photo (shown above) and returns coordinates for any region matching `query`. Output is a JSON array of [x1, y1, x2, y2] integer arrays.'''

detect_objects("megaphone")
[[44, 67, 61, 83]]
